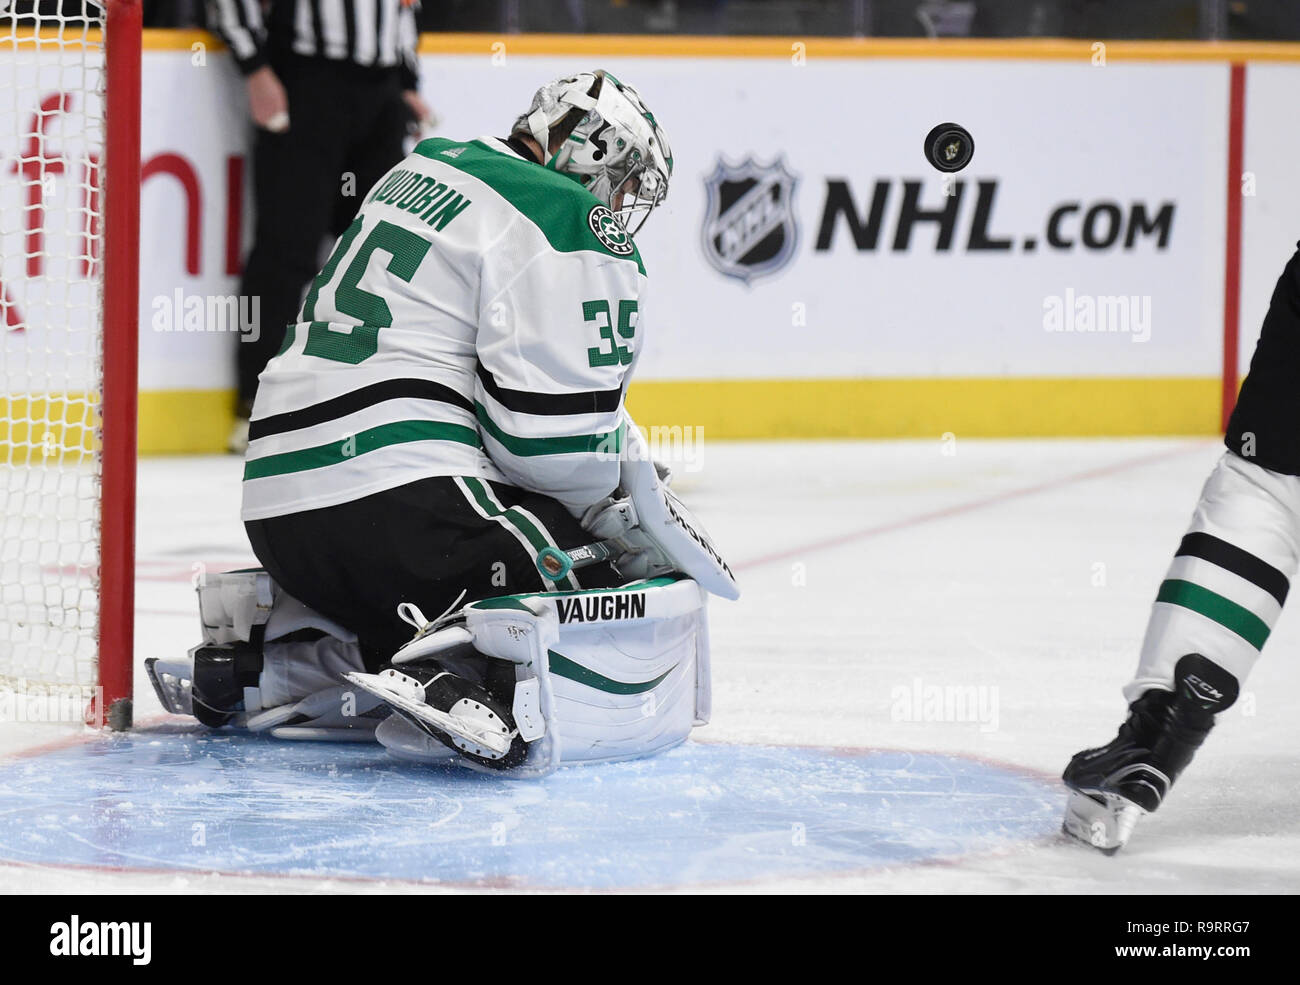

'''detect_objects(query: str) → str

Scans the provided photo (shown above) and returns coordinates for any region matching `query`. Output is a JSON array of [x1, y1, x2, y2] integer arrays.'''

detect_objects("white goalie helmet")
[[514, 69, 673, 235]]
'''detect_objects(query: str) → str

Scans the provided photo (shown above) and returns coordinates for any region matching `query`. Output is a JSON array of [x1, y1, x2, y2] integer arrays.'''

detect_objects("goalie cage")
[[0, 0, 141, 730]]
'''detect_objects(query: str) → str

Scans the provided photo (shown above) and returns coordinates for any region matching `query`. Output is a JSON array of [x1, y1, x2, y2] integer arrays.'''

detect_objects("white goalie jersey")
[[240, 135, 649, 523]]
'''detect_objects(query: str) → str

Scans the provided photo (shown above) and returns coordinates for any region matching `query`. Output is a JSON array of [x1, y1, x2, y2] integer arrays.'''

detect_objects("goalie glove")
[[579, 417, 740, 600], [581, 495, 673, 582]]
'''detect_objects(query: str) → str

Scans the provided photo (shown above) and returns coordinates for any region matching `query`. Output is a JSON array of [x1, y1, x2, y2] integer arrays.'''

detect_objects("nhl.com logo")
[[700, 155, 799, 285]]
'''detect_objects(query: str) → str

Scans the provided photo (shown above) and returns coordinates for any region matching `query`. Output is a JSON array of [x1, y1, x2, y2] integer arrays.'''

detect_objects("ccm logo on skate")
[[556, 593, 647, 623], [1184, 674, 1225, 704], [49, 915, 151, 965]]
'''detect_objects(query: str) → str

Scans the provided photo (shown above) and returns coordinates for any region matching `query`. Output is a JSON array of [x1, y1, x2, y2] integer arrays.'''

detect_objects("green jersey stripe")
[[244, 420, 481, 480], [413, 138, 646, 276], [1156, 578, 1272, 650], [275, 322, 297, 357], [547, 649, 675, 695], [476, 402, 623, 457]]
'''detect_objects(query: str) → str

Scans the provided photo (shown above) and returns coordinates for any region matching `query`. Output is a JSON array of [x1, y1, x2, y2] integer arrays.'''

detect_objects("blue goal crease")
[[0, 731, 1063, 890]]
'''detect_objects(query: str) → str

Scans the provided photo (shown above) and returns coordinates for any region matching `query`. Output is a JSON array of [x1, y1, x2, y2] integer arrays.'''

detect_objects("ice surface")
[[2, 438, 1297, 893], [0, 731, 1061, 890]]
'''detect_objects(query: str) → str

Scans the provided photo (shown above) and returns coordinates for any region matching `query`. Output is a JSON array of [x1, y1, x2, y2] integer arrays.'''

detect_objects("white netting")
[[0, 0, 107, 701]]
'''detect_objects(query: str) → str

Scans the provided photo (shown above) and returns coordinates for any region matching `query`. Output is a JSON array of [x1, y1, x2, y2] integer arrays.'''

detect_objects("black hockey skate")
[[1061, 653, 1238, 853], [146, 641, 263, 727], [345, 664, 529, 770]]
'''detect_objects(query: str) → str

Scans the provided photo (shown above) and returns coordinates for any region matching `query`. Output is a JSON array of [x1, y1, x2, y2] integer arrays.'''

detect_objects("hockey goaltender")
[[147, 70, 739, 776]]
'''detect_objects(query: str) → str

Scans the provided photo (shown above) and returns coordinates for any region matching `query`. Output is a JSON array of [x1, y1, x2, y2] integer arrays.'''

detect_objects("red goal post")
[[0, 0, 140, 730]]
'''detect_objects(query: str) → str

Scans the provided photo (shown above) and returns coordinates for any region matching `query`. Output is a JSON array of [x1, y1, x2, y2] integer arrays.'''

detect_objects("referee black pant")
[[237, 53, 411, 410]]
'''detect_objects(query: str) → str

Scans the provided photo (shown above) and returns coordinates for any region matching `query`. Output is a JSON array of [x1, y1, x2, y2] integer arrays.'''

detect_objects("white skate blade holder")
[[1062, 789, 1145, 854]]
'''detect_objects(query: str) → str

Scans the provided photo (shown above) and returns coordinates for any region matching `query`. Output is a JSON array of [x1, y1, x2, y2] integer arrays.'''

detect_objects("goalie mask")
[[513, 70, 673, 235]]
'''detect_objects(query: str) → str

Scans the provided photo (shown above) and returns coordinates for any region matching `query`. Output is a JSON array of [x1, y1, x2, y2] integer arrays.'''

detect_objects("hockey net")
[[0, 0, 139, 728]]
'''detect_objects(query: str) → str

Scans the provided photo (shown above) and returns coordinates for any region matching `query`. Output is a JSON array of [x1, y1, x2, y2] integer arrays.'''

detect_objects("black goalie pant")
[[245, 476, 620, 672], [1226, 241, 1300, 474]]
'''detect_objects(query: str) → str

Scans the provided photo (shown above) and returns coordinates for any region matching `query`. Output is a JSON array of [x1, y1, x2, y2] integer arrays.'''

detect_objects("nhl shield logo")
[[700, 156, 799, 284]]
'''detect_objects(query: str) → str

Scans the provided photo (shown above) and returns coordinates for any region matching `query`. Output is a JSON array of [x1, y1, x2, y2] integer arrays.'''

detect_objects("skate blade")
[[144, 657, 193, 717], [344, 671, 513, 757], [1061, 788, 1145, 854]]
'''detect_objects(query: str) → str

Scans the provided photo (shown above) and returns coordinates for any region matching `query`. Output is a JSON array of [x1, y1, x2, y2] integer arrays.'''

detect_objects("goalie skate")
[[344, 667, 523, 766]]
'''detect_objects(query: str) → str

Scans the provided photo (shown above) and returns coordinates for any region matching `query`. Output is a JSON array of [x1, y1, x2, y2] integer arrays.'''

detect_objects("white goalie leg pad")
[[1125, 452, 1300, 703], [195, 569, 276, 646], [189, 570, 374, 734], [246, 682, 386, 740], [540, 576, 711, 765], [377, 576, 711, 775], [196, 569, 358, 651], [258, 628, 365, 710]]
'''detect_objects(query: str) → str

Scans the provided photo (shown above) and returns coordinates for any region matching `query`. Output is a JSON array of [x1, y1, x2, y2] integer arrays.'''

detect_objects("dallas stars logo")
[[588, 205, 635, 256]]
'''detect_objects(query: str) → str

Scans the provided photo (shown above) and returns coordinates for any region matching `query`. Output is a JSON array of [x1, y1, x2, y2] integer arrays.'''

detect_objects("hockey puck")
[[924, 122, 974, 173]]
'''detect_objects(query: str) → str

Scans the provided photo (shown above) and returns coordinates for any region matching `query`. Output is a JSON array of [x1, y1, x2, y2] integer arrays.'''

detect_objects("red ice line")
[[116, 441, 1213, 601], [732, 440, 1215, 572]]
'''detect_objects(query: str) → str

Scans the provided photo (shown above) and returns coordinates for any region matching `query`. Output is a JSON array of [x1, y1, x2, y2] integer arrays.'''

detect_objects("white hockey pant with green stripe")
[[378, 576, 711, 775], [1126, 452, 1300, 703]]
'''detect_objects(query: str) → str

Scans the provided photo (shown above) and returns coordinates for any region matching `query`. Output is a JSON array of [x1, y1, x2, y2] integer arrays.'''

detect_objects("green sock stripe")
[[1156, 578, 1271, 650]]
